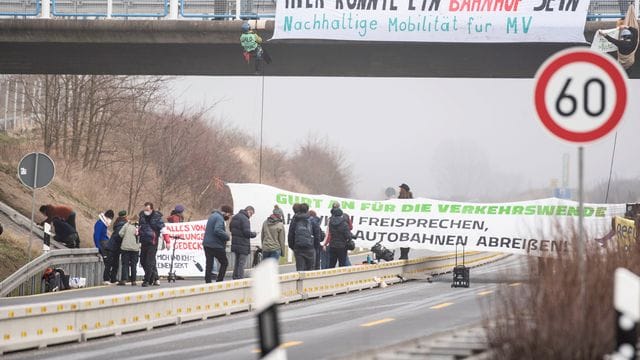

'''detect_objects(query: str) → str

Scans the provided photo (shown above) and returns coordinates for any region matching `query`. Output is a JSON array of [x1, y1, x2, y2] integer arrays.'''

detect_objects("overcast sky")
[[170, 77, 640, 201]]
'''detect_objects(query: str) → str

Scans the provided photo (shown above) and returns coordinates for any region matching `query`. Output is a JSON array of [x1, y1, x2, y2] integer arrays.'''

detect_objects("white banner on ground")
[[591, 28, 619, 53], [272, 0, 589, 42], [228, 183, 625, 257]]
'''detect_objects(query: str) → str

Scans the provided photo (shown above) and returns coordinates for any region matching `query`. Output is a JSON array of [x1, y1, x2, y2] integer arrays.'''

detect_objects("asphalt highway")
[[3, 254, 527, 360]]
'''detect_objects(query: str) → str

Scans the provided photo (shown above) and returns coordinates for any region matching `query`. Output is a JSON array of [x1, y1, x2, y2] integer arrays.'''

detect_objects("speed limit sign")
[[534, 48, 628, 143]]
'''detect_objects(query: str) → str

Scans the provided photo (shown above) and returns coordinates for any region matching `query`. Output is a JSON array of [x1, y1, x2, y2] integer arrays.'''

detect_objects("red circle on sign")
[[534, 49, 627, 143]]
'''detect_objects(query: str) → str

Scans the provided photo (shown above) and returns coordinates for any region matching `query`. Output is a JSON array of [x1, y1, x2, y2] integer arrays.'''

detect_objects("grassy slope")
[[0, 229, 29, 282]]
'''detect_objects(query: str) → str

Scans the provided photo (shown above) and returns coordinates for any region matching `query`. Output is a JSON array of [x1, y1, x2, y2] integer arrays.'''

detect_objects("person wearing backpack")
[[325, 208, 352, 268], [138, 202, 168, 287], [118, 214, 141, 286], [288, 203, 321, 271], [230, 206, 257, 280]]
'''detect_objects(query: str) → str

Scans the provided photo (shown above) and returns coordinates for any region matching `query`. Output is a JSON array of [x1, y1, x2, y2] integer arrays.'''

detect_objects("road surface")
[[3, 254, 527, 359]]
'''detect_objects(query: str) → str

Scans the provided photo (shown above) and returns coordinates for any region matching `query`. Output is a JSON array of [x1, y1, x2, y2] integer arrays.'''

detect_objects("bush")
[[486, 238, 640, 359]]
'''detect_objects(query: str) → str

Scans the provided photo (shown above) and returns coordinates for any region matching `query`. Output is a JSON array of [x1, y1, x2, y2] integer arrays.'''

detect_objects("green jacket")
[[261, 216, 285, 253], [240, 32, 262, 52]]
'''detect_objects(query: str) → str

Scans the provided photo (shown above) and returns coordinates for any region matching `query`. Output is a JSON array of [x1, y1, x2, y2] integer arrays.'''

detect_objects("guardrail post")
[[41, 0, 50, 18], [169, 0, 178, 19], [107, 0, 112, 18], [235, 0, 241, 20]]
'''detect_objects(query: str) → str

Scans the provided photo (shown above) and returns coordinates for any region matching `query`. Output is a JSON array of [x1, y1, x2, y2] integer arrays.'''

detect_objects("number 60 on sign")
[[534, 48, 628, 144]]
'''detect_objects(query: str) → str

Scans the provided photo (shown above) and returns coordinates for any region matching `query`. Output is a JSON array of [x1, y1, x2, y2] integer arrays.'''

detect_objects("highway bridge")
[[1, 19, 635, 77]]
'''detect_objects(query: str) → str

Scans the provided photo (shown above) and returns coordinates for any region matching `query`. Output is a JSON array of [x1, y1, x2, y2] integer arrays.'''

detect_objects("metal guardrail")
[[0, 248, 103, 297], [0, 0, 626, 19], [0, 251, 508, 354], [0, 0, 39, 16], [587, 0, 635, 19]]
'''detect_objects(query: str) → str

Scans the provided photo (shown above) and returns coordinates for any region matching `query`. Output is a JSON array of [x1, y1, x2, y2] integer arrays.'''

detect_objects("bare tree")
[[288, 135, 352, 197]]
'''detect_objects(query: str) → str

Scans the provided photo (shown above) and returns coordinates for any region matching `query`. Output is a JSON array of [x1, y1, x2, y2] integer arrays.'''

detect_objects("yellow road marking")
[[360, 318, 395, 327], [251, 341, 303, 353], [430, 302, 454, 310], [509, 282, 522, 287], [477, 290, 494, 296]]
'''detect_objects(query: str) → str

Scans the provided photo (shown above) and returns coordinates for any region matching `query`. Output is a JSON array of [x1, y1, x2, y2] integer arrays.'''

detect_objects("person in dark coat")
[[288, 203, 321, 271], [51, 217, 79, 248], [600, 25, 639, 56], [398, 183, 413, 260], [39, 204, 77, 246], [203, 205, 233, 283], [103, 210, 128, 284], [138, 202, 167, 287], [325, 208, 352, 268], [230, 206, 257, 280], [309, 210, 324, 270]]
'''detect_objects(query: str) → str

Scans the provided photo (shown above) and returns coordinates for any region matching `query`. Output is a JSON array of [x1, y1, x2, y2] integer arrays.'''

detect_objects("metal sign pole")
[[578, 146, 586, 323], [27, 152, 39, 262]]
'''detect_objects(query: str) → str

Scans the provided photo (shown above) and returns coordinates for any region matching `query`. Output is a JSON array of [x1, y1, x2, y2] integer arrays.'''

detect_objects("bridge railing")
[[0, 249, 104, 297], [587, 0, 637, 19], [3, 0, 628, 20]]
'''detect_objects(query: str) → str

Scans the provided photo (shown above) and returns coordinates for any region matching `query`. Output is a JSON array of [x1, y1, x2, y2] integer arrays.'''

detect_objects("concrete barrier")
[[0, 251, 508, 355]]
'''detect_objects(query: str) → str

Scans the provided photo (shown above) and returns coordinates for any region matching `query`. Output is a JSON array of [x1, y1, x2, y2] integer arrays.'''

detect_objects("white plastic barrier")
[[0, 251, 508, 355]]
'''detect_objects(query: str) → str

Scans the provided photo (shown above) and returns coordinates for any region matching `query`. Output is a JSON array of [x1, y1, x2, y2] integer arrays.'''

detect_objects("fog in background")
[[170, 77, 640, 202]]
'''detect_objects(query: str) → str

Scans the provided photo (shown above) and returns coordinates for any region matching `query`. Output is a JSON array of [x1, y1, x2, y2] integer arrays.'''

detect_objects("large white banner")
[[228, 183, 625, 257], [273, 0, 589, 42]]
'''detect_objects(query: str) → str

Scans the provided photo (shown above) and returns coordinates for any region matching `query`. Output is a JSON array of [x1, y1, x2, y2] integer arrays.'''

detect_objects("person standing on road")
[[308, 210, 324, 270], [230, 206, 257, 280], [288, 203, 321, 271], [325, 208, 352, 268], [203, 205, 233, 283], [138, 202, 167, 287], [324, 202, 353, 266], [118, 214, 141, 286], [398, 183, 413, 260], [103, 210, 127, 284], [93, 210, 114, 257], [261, 205, 286, 261]]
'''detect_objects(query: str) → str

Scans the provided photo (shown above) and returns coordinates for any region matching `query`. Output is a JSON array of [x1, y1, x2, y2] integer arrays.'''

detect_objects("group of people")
[[94, 203, 180, 287], [202, 200, 361, 283], [37, 183, 414, 285]]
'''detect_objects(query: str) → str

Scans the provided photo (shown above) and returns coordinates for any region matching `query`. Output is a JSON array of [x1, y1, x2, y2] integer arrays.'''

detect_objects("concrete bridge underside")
[[0, 19, 637, 78]]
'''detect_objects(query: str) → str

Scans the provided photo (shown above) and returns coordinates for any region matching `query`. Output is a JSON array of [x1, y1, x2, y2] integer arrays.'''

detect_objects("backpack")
[[294, 218, 314, 249], [42, 268, 70, 292]]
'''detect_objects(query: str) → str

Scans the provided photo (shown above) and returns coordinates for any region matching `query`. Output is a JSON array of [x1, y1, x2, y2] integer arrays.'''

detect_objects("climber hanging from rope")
[[598, 5, 639, 69], [240, 22, 272, 74]]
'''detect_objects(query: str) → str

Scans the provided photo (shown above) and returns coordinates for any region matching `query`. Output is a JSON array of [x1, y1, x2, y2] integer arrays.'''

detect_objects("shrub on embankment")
[[486, 241, 640, 359]]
